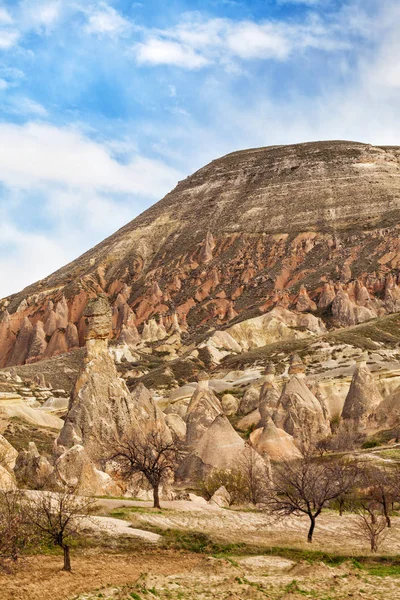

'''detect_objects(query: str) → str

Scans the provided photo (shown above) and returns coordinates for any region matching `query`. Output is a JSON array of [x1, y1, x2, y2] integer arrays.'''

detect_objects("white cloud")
[[85, 2, 130, 36], [136, 38, 210, 69], [0, 7, 13, 24], [0, 122, 181, 195], [17, 0, 62, 32], [134, 13, 355, 69], [0, 78, 8, 90], [14, 97, 48, 116], [0, 221, 70, 297], [0, 122, 182, 296], [0, 29, 20, 49]]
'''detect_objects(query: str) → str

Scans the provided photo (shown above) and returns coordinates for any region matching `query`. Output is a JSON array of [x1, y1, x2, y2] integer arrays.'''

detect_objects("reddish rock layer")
[[2, 140, 400, 367]]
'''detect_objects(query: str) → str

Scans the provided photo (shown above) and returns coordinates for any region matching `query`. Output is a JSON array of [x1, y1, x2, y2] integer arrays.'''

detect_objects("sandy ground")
[[73, 554, 400, 600], [0, 552, 200, 600], [97, 498, 400, 554], [87, 516, 161, 543]]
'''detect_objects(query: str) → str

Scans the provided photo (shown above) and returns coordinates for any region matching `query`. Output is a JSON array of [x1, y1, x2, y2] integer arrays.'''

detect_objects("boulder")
[[238, 386, 260, 415], [165, 413, 187, 440], [14, 442, 53, 489], [53, 444, 121, 496], [209, 485, 231, 508], [221, 394, 239, 416]]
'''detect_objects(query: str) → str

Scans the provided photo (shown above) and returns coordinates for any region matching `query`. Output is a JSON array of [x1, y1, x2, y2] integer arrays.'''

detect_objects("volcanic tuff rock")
[[273, 365, 331, 448], [341, 358, 383, 429], [3, 141, 400, 368]]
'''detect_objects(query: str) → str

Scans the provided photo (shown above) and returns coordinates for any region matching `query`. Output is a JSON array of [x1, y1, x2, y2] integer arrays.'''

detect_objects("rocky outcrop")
[[209, 485, 230, 508], [4, 142, 400, 369], [341, 358, 383, 429], [273, 355, 330, 447], [52, 444, 120, 496], [222, 308, 326, 352], [7, 317, 33, 366], [238, 386, 260, 416], [374, 384, 400, 431], [179, 414, 269, 482], [332, 289, 376, 327], [250, 418, 302, 461], [26, 321, 47, 363], [54, 295, 171, 494], [185, 372, 223, 446], [14, 442, 53, 489], [259, 364, 280, 424], [296, 285, 317, 312], [0, 435, 18, 491], [221, 394, 239, 416]]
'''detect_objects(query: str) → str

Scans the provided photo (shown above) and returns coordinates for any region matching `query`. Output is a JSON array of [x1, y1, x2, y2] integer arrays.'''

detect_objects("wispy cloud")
[[0, 0, 399, 297], [84, 1, 131, 37]]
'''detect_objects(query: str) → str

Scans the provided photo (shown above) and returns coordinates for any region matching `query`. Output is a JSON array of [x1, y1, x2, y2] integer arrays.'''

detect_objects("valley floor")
[[1, 500, 400, 600]]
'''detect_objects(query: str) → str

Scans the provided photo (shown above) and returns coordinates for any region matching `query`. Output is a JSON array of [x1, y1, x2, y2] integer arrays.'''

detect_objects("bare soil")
[[0, 551, 200, 600]]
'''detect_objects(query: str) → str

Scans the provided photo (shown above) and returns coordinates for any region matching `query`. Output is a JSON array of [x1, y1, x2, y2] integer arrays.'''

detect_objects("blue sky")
[[0, 0, 399, 297]]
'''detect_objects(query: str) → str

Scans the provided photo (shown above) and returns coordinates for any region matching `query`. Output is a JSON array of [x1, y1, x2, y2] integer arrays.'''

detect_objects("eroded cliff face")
[[2, 140, 400, 368]]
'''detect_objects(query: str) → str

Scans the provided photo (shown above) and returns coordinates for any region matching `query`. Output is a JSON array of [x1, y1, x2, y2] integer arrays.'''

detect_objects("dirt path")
[[87, 516, 161, 543], [0, 552, 200, 600]]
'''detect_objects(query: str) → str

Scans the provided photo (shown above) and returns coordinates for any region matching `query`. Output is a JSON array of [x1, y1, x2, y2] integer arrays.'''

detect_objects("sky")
[[0, 0, 399, 297]]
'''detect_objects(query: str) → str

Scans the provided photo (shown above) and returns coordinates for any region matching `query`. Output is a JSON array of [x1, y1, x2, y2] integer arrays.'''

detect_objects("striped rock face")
[[2, 140, 400, 368]]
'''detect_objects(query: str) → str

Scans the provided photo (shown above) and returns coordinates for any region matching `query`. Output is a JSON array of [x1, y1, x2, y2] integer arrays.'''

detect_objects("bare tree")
[[0, 490, 32, 566], [25, 488, 95, 571], [111, 430, 182, 509], [353, 498, 388, 553], [239, 445, 270, 505], [360, 464, 400, 529], [267, 457, 358, 543]]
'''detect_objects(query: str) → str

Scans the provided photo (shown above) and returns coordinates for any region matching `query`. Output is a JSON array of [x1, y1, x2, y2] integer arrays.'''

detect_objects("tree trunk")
[[383, 500, 391, 528], [153, 485, 161, 509], [62, 545, 71, 572], [339, 500, 344, 517], [307, 516, 316, 543]]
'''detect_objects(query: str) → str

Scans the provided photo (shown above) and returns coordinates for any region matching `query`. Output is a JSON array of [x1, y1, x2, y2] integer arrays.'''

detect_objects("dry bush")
[[197, 469, 248, 505]]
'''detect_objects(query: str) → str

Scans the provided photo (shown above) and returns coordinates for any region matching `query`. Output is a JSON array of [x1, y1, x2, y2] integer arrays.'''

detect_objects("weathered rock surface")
[[179, 414, 269, 482], [14, 442, 53, 489], [209, 485, 231, 508], [4, 141, 400, 368], [273, 360, 330, 447], [185, 375, 223, 446], [341, 359, 383, 429], [250, 419, 302, 461], [221, 393, 239, 416]]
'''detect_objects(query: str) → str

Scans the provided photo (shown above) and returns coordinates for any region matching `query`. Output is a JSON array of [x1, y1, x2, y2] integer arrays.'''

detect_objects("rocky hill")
[[1, 140, 400, 371]]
